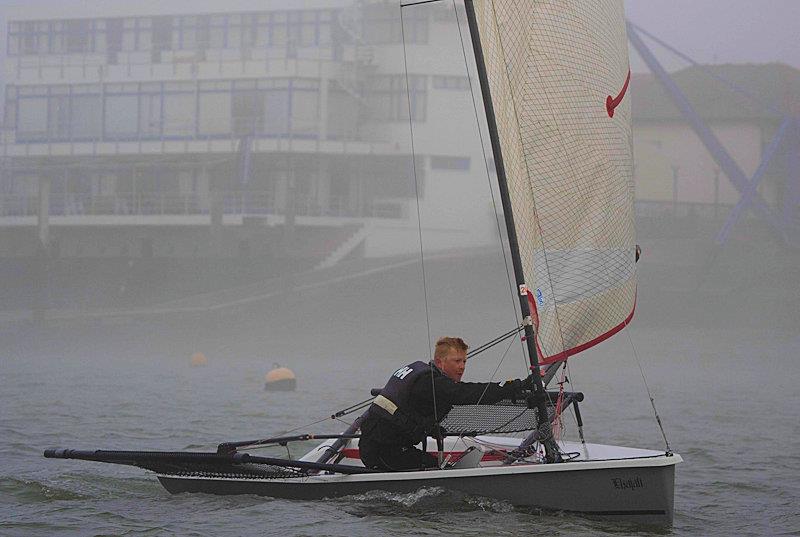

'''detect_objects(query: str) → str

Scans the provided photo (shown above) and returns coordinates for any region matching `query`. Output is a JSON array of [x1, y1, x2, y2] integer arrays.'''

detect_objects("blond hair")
[[433, 337, 468, 361]]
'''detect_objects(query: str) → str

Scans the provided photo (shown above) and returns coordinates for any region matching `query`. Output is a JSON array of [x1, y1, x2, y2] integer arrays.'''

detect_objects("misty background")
[[0, 1, 797, 535]]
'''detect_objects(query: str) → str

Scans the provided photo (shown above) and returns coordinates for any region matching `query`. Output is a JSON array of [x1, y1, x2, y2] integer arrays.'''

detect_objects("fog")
[[0, 1, 797, 534], [0, 0, 796, 424]]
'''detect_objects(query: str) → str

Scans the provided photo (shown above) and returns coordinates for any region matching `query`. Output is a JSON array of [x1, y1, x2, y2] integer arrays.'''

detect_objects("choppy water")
[[1, 256, 799, 536]]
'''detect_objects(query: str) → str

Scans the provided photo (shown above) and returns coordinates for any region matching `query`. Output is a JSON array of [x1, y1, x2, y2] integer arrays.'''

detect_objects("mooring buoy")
[[265, 364, 296, 391], [190, 352, 208, 367]]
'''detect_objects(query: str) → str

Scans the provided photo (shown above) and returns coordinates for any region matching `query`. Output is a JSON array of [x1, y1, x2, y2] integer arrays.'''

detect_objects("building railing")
[[0, 191, 407, 220]]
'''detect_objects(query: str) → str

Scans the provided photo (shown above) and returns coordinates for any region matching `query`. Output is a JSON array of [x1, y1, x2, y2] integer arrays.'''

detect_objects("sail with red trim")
[[474, 0, 636, 364]]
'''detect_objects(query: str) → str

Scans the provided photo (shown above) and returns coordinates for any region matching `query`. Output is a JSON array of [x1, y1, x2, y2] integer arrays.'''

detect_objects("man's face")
[[437, 348, 467, 382]]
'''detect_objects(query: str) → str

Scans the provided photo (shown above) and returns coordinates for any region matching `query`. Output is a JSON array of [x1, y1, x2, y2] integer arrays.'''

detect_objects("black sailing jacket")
[[361, 361, 514, 448]]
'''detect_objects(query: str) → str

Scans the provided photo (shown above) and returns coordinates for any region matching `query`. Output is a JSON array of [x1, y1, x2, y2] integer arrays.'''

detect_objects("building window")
[[152, 16, 174, 51], [17, 96, 49, 141], [208, 15, 227, 49], [65, 20, 91, 53], [105, 85, 139, 139], [327, 87, 358, 140], [71, 88, 102, 140], [48, 94, 70, 140], [290, 80, 320, 136], [430, 156, 470, 171], [363, 4, 428, 44], [139, 88, 162, 138], [263, 85, 290, 136], [198, 89, 232, 136], [233, 89, 265, 135], [432, 76, 470, 91], [105, 19, 124, 53], [367, 75, 427, 122], [163, 83, 195, 137]]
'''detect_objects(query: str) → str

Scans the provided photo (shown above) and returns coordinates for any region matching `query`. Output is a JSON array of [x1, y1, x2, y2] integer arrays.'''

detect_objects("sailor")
[[359, 336, 533, 472]]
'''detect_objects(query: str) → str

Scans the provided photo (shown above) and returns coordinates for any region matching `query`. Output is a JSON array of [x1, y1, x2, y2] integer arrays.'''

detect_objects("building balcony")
[[0, 191, 408, 223]]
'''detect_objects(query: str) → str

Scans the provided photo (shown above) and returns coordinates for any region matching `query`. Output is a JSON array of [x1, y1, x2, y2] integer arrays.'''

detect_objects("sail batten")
[[474, 0, 636, 362]]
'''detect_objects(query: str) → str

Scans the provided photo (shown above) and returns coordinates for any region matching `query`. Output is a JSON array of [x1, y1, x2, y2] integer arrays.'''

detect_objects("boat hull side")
[[158, 461, 676, 525]]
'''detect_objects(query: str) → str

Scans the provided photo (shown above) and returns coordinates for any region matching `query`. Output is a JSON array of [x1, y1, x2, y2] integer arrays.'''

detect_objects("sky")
[[625, 0, 800, 72]]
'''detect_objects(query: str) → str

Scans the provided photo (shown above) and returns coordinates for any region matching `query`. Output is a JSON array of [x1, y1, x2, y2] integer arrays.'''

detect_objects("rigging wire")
[[399, 3, 439, 434], [466, 324, 523, 360], [452, 0, 527, 374], [621, 319, 672, 454]]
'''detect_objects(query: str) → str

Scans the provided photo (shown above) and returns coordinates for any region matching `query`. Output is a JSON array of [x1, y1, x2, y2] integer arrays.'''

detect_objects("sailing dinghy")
[[44, 0, 681, 525]]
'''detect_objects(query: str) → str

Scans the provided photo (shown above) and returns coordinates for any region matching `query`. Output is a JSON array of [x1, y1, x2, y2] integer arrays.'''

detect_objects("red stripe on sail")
[[525, 290, 636, 365]]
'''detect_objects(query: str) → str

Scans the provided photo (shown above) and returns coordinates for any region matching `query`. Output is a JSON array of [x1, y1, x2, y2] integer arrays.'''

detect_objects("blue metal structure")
[[627, 22, 799, 247]]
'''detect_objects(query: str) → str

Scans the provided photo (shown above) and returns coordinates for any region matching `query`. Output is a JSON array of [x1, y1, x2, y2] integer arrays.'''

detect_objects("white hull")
[[157, 436, 681, 525]]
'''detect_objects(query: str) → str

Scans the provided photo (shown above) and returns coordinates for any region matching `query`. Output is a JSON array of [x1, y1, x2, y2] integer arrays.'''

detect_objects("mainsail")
[[472, 0, 636, 364]]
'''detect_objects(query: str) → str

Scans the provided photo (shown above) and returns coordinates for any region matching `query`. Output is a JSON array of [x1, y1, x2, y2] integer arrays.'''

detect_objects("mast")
[[462, 0, 560, 463]]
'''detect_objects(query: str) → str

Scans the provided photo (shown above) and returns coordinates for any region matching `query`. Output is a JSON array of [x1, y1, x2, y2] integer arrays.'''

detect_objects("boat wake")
[[0, 477, 89, 502], [340, 486, 513, 516]]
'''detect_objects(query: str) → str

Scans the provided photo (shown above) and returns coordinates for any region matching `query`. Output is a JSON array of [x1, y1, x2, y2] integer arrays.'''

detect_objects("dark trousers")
[[359, 439, 439, 472]]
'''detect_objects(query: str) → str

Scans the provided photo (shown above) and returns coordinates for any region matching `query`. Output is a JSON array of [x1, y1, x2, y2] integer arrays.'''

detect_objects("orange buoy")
[[190, 352, 208, 367], [265, 364, 296, 391]]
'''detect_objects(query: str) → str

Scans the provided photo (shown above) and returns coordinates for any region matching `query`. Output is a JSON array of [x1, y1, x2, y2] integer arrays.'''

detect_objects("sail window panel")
[[17, 97, 48, 141], [71, 94, 102, 140], [198, 92, 232, 136], [105, 94, 139, 139], [163, 92, 195, 137]]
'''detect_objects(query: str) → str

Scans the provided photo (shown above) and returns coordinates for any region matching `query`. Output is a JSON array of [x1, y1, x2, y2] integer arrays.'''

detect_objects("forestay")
[[473, 0, 637, 363]]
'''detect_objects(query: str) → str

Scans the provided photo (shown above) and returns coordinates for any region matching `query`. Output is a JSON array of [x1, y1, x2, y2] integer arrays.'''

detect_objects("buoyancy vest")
[[368, 361, 438, 443]]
